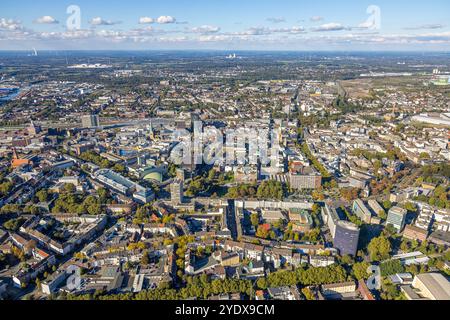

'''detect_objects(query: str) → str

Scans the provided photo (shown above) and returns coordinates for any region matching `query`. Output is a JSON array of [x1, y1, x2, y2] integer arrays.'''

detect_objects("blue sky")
[[1, 0, 450, 50]]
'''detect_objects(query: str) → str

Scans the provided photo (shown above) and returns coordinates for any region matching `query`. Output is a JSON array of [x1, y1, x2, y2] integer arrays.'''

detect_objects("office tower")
[[176, 168, 185, 182], [322, 203, 360, 256], [171, 179, 184, 205], [387, 206, 407, 231], [334, 221, 360, 256]]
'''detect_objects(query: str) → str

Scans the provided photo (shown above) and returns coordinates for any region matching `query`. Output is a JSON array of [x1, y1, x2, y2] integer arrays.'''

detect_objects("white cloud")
[[231, 26, 306, 37], [310, 16, 324, 22], [35, 16, 59, 24], [0, 18, 22, 30], [3, 15, 450, 49], [158, 36, 188, 42], [405, 24, 445, 30], [267, 17, 286, 24], [236, 27, 271, 36], [38, 29, 93, 40], [271, 26, 306, 34], [198, 35, 233, 42], [290, 26, 306, 34], [139, 16, 177, 25], [136, 26, 154, 33], [191, 25, 221, 34], [412, 31, 450, 42], [139, 17, 154, 24], [90, 17, 121, 26], [358, 20, 375, 29], [304, 31, 450, 46], [156, 16, 176, 24], [312, 23, 347, 32], [195, 30, 450, 46]]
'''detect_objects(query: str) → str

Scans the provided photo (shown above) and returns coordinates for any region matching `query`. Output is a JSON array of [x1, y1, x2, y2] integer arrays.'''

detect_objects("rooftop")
[[415, 273, 450, 300]]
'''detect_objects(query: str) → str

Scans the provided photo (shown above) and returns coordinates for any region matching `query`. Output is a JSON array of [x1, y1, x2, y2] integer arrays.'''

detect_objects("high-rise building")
[[334, 221, 360, 257], [387, 206, 407, 231], [321, 203, 340, 238], [322, 203, 360, 256], [176, 168, 185, 182], [81, 114, 100, 128], [171, 180, 184, 205]]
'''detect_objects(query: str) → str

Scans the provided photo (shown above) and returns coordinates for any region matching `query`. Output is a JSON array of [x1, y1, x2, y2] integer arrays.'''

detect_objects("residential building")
[[352, 199, 372, 224], [321, 281, 357, 296], [391, 251, 430, 266], [289, 209, 313, 233], [309, 255, 335, 267], [403, 225, 428, 242]]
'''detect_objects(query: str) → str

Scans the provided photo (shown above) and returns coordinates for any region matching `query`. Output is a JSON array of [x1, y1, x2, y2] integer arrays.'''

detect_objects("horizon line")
[[0, 49, 450, 53]]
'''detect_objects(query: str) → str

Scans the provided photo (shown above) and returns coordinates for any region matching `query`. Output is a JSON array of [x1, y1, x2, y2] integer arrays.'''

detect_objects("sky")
[[1, 0, 450, 51]]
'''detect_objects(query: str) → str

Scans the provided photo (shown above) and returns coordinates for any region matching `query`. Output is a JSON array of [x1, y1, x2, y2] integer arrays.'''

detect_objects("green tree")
[[368, 236, 391, 262], [250, 213, 260, 227], [207, 169, 216, 181], [256, 278, 268, 290], [256, 225, 270, 239], [352, 262, 371, 280], [400, 240, 411, 252], [404, 202, 417, 213], [113, 164, 126, 174], [0, 204, 20, 214], [378, 210, 387, 220], [302, 287, 316, 300], [36, 189, 49, 203], [380, 260, 404, 277], [35, 278, 41, 290], [0, 182, 13, 197], [419, 152, 430, 160], [141, 251, 150, 265], [3, 217, 25, 231], [340, 255, 355, 265], [63, 183, 76, 194], [383, 200, 393, 211]]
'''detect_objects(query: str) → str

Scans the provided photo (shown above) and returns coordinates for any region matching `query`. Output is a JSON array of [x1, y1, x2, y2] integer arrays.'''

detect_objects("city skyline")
[[1, 0, 450, 51], [0, 0, 450, 306]]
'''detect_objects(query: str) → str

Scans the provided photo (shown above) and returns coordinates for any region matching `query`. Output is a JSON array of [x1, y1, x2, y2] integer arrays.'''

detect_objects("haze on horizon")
[[1, 0, 450, 51]]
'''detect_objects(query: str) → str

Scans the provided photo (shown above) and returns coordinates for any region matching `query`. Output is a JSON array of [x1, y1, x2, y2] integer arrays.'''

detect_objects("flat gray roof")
[[415, 273, 450, 300]]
